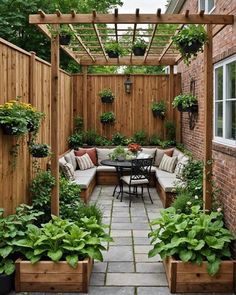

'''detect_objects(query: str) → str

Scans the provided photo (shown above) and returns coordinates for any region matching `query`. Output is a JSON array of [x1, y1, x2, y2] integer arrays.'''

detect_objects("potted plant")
[[151, 100, 166, 119], [132, 38, 147, 56], [100, 112, 115, 124], [128, 143, 142, 155], [98, 88, 115, 103], [105, 41, 124, 58], [172, 93, 198, 112], [109, 145, 128, 161], [50, 25, 75, 45], [29, 143, 51, 158], [0, 205, 42, 295], [172, 25, 207, 65], [15, 215, 112, 292], [148, 205, 235, 293]]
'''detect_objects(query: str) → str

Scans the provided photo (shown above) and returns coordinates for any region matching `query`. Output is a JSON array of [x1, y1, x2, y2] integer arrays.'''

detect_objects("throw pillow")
[[76, 153, 95, 170], [154, 148, 174, 167], [61, 162, 75, 180], [141, 148, 156, 159], [96, 148, 115, 165], [175, 156, 189, 177], [74, 148, 97, 166], [159, 154, 177, 173], [64, 150, 77, 170]]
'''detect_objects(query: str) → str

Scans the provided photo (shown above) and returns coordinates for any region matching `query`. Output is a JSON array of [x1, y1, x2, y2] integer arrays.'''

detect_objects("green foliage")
[[109, 145, 127, 160], [132, 130, 148, 145], [83, 129, 100, 146], [149, 134, 162, 145], [172, 25, 207, 65], [0, 204, 43, 275], [124, 65, 164, 74], [132, 38, 147, 50], [16, 215, 112, 265], [68, 133, 83, 149], [151, 101, 166, 112], [29, 143, 50, 157], [158, 140, 176, 148], [148, 206, 235, 276], [74, 116, 83, 132], [172, 94, 198, 110], [100, 112, 115, 124], [165, 121, 176, 141], [172, 192, 203, 214], [105, 41, 125, 56], [98, 88, 114, 98], [111, 132, 126, 146]]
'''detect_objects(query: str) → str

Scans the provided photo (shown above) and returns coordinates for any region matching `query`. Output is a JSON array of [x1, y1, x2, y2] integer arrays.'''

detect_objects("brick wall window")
[[214, 55, 236, 147], [198, 0, 215, 13]]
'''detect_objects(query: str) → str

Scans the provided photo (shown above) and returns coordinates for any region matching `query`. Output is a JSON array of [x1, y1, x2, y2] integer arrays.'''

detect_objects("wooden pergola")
[[29, 9, 234, 215]]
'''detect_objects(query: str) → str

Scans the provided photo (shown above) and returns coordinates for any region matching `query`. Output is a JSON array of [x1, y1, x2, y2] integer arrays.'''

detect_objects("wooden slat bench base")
[[156, 179, 176, 208]]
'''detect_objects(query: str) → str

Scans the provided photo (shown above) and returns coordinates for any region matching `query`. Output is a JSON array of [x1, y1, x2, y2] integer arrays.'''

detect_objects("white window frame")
[[198, 0, 215, 14], [213, 55, 236, 147]]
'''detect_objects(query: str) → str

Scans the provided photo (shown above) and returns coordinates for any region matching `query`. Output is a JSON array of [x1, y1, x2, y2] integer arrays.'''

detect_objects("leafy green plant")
[[172, 25, 207, 65], [82, 129, 99, 146], [29, 143, 50, 158], [68, 133, 83, 149], [16, 216, 112, 266], [98, 88, 114, 102], [0, 205, 43, 275], [158, 140, 176, 148], [109, 145, 128, 161], [165, 121, 176, 141], [105, 41, 124, 57], [74, 116, 83, 132], [172, 192, 203, 214], [100, 112, 115, 124], [132, 130, 148, 145], [172, 94, 198, 111], [151, 101, 166, 119], [149, 205, 235, 276], [95, 135, 112, 146], [111, 132, 127, 146], [149, 134, 162, 145], [132, 38, 147, 50]]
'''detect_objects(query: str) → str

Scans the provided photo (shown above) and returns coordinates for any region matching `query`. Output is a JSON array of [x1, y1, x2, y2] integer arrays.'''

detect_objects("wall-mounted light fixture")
[[124, 75, 133, 94]]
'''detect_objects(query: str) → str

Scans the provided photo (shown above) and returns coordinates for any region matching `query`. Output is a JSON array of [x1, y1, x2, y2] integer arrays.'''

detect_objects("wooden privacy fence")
[[0, 38, 73, 215], [73, 73, 181, 139]]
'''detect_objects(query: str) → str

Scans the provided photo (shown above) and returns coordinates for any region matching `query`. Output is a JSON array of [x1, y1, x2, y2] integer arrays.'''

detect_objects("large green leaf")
[[0, 246, 13, 258], [47, 249, 63, 261], [66, 254, 78, 268], [207, 259, 220, 276], [179, 250, 193, 262]]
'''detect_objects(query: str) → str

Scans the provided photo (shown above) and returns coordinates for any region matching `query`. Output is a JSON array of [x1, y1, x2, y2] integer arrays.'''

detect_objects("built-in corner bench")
[[59, 147, 188, 207]]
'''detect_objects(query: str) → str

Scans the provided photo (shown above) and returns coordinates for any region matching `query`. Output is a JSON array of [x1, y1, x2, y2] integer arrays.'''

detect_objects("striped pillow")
[[76, 153, 95, 170], [159, 154, 177, 173], [61, 163, 75, 180]]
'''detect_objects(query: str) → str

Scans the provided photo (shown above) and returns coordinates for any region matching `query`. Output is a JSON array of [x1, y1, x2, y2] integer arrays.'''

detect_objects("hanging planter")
[[151, 101, 166, 119], [132, 38, 147, 56], [59, 34, 71, 45], [98, 88, 115, 103], [105, 41, 124, 58], [172, 94, 198, 113], [100, 112, 115, 124], [29, 143, 50, 158]]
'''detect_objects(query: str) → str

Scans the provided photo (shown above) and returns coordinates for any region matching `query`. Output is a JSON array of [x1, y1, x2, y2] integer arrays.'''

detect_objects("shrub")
[[74, 116, 83, 132], [68, 133, 83, 149], [111, 132, 126, 146], [165, 121, 176, 141], [132, 130, 148, 145], [149, 134, 162, 145], [172, 192, 203, 214]]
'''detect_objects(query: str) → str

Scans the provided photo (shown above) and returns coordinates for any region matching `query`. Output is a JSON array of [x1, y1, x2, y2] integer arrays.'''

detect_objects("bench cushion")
[[73, 167, 96, 189], [158, 177, 177, 193], [96, 148, 115, 165], [64, 150, 77, 170], [96, 166, 116, 172]]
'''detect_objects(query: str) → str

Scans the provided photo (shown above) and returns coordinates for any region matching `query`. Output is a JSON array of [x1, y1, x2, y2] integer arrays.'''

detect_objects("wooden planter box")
[[15, 258, 93, 293], [163, 256, 235, 293]]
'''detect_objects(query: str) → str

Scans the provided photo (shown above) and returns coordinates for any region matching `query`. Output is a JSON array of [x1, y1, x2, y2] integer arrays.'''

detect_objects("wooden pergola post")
[[203, 24, 213, 211], [82, 66, 88, 131], [50, 25, 60, 216]]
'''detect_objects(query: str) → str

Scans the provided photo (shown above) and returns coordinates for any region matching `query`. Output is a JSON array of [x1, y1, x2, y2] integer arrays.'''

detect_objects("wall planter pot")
[[132, 47, 146, 56], [0, 274, 14, 295], [163, 256, 235, 293], [0, 124, 21, 135], [177, 104, 198, 113], [59, 35, 71, 45], [178, 40, 203, 55], [101, 96, 114, 103], [152, 109, 165, 119], [100, 119, 114, 125], [15, 258, 93, 293], [106, 51, 119, 58]]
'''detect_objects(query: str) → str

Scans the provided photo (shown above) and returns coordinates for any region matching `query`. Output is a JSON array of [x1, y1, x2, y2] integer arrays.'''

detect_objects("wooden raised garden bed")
[[163, 256, 235, 293], [15, 258, 93, 293]]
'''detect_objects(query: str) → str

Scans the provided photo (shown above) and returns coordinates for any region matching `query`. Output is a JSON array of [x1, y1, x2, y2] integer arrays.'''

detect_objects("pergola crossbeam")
[[93, 23, 108, 61]]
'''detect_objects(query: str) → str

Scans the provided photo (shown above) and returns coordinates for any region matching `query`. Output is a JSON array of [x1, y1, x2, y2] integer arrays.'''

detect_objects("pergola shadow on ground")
[[28, 9, 234, 215]]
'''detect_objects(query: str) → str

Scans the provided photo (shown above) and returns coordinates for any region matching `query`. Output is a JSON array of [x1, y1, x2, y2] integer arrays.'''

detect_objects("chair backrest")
[[130, 158, 153, 181]]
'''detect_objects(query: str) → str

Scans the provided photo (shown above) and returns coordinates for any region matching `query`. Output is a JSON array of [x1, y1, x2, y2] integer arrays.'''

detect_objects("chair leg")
[[120, 182, 123, 202], [129, 185, 132, 207], [112, 185, 118, 197], [147, 185, 153, 204], [141, 186, 144, 201]]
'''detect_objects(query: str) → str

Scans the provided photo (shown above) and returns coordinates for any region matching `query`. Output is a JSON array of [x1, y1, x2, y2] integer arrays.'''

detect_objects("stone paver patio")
[[13, 185, 234, 295]]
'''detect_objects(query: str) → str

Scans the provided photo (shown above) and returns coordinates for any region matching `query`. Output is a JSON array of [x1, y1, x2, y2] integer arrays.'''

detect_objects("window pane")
[[226, 100, 236, 140], [227, 61, 236, 99], [215, 102, 223, 137], [215, 66, 223, 101], [208, 0, 214, 11], [199, 0, 205, 11]]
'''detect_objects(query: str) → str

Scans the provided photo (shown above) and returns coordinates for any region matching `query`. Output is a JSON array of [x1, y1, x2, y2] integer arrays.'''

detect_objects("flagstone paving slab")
[[103, 246, 133, 261], [108, 262, 135, 272], [136, 262, 164, 273]]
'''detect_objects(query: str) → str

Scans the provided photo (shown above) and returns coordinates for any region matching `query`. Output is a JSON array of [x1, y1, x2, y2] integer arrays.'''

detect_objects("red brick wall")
[[177, 1, 236, 236]]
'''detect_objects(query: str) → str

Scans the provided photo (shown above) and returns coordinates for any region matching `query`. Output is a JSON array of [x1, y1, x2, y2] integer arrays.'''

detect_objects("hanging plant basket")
[[0, 124, 22, 136], [101, 95, 114, 103], [177, 104, 198, 113], [132, 47, 146, 56], [152, 109, 165, 119], [29, 144, 50, 158], [0, 274, 14, 295], [106, 51, 119, 58], [178, 40, 203, 55], [59, 35, 71, 45]]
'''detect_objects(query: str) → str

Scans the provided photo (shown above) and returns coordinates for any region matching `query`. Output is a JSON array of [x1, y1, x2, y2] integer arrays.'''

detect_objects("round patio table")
[[100, 159, 132, 198]]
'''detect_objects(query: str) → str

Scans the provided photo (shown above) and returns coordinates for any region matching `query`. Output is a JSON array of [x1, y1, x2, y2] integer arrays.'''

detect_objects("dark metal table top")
[[101, 159, 132, 168]]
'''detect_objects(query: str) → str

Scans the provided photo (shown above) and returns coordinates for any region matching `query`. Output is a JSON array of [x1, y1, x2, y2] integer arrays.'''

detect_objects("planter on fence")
[[15, 258, 93, 293], [163, 256, 235, 293]]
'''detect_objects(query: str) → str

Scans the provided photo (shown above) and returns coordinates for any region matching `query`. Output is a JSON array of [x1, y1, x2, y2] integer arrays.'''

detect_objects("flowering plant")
[[128, 143, 142, 154], [0, 98, 44, 135]]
